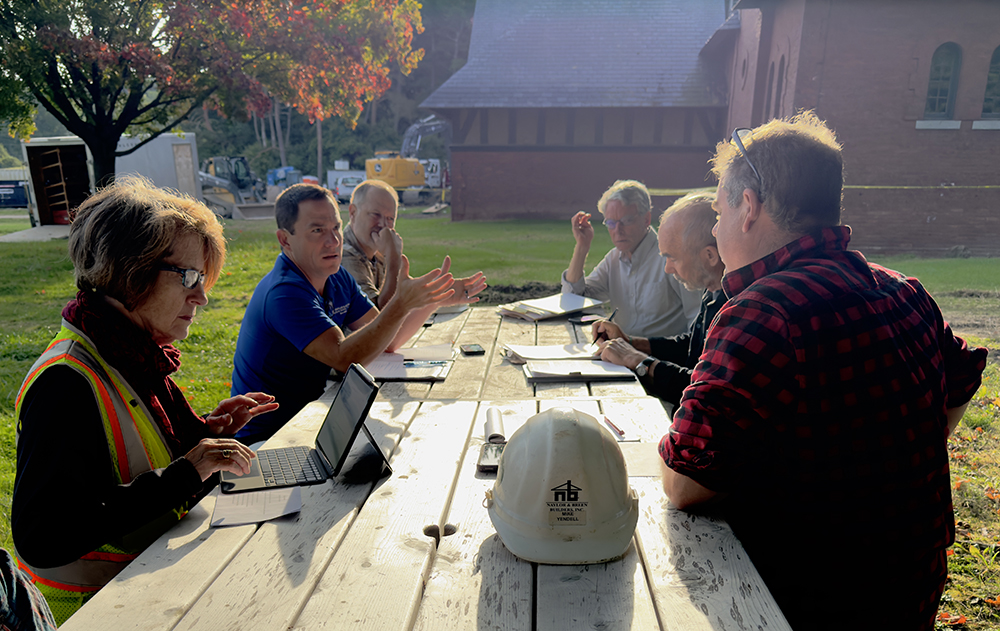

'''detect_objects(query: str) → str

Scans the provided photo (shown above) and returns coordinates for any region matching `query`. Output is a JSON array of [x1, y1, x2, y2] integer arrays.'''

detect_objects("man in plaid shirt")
[[660, 111, 987, 630]]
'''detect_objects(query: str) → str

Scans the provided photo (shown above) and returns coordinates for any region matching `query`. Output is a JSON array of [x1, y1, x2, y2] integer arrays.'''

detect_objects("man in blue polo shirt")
[[232, 184, 486, 444]]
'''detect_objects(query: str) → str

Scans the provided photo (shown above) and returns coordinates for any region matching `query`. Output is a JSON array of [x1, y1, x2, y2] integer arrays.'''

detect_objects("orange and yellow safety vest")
[[14, 321, 187, 624]]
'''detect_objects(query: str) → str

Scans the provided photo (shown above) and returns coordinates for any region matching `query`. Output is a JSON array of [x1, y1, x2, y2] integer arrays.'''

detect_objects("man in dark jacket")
[[594, 191, 725, 409]]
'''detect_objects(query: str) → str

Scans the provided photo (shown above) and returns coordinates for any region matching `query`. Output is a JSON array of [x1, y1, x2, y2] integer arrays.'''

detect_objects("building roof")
[[421, 0, 730, 109]]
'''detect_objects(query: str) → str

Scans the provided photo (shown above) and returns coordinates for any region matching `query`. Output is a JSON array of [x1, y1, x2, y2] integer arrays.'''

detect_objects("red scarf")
[[62, 291, 208, 456]]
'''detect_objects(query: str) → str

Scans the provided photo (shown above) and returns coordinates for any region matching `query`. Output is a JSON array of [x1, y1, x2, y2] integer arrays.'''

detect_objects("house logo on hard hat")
[[552, 480, 581, 502], [548, 480, 587, 525]]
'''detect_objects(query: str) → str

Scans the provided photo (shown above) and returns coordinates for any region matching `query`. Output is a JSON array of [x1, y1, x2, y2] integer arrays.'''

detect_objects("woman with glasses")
[[11, 177, 277, 623]]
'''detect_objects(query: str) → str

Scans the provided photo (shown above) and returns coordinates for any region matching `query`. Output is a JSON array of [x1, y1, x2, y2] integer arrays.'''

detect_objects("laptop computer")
[[220, 364, 391, 493]]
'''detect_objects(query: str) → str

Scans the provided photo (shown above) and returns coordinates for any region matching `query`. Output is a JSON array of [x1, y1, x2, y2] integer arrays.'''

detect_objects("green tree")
[[0, 143, 21, 168], [0, 0, 423, 185], [184, 1, 474, 181]]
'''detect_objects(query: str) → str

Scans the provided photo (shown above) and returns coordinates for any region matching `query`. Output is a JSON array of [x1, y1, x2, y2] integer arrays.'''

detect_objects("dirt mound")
[[476, 281, 560, 306]]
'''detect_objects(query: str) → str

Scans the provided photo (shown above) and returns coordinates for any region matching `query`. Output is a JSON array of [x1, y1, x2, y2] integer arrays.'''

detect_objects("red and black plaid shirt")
[[661, 226, 987, 628]]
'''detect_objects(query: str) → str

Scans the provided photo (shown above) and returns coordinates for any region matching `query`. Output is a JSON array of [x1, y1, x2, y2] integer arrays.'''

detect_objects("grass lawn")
[[0, 215, 32, 237], [0, 211, 998, 628]]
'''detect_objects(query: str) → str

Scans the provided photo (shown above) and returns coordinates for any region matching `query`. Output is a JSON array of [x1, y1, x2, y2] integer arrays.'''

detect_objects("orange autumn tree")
[[0, 0, 423, 185]]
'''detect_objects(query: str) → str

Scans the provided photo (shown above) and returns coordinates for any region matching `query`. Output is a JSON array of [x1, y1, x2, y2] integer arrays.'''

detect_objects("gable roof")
[[421, 0, 729, 109]]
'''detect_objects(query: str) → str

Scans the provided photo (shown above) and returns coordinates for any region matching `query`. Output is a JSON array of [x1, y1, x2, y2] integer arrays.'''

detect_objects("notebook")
[[497, 293, 606, 321], [522, 359, 635, 383], [219, 364, 391, 493]]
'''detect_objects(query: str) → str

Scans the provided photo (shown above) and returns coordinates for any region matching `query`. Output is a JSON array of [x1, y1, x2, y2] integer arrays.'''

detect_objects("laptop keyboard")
[[258, 446, 325, 487]]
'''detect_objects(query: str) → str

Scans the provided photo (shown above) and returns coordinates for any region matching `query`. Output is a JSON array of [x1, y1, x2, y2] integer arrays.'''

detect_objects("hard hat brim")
[[488, 488, 639, 565]]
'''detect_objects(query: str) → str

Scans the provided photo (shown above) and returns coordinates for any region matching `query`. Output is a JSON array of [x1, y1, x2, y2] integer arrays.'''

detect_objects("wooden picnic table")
[[60, 307, 791, 631]]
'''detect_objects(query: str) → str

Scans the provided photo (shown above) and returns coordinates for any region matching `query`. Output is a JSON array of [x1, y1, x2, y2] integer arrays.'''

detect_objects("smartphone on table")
[[476, 442, 505, 473], [461, 343, 486, 356]]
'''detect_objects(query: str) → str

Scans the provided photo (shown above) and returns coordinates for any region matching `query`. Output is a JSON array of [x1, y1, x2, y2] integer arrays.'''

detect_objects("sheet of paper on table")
[[497, 292, 605, 321], [365, 347, 454, 381], [522, 359, 635, 382], [398, 344, 455, 361], [503, 343, 597, 364], [210, 486, 302, 527], [620, 442, 664, 477]]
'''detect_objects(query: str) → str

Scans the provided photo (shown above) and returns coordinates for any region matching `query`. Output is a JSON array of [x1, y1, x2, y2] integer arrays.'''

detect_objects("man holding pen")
[[592, 308, 618, 342], [592, 192, 725, 408], [562, 180, 701, 339]]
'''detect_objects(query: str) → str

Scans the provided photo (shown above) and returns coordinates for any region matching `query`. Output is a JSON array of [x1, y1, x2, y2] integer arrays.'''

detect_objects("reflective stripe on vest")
[[15, 320, 179, 593]]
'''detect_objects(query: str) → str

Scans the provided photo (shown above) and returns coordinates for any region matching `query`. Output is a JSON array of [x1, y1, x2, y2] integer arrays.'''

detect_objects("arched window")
[[924, 43, 962, 119], [983, 45, 1000, 118]]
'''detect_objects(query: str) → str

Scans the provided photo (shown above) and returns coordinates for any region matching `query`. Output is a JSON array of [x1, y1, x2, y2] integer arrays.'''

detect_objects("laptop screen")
[[317, 364, 379, 476]]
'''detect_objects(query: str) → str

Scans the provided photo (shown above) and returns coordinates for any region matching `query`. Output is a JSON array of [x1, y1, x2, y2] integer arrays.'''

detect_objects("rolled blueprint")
[[484, 407, 505, 443]]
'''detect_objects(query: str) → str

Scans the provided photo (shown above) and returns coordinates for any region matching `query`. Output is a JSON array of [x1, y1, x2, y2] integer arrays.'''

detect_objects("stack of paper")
[[364, 344, 455, 382], [502, 343, 598, 365], [522, 359, 635, 383], [497, 293, 605, 321]]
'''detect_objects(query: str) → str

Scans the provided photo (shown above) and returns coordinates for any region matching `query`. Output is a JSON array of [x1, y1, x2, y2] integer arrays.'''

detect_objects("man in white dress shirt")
[[561, 180, 701, 338]]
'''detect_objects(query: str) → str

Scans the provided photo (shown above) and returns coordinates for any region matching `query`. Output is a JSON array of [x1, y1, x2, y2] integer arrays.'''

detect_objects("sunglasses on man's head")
[[732, 128, 763, 191], [159, 264, 205, 289]]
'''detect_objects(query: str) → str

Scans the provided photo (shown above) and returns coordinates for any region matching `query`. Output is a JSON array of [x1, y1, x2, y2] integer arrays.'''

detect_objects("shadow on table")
[[269, 412, 401, 587], [474, 533, 641, 629], [476, 533, 532, 629]]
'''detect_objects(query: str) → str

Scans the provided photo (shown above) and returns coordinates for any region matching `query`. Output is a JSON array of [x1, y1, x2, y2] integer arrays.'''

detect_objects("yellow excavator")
[[365, 115, 451, 201]]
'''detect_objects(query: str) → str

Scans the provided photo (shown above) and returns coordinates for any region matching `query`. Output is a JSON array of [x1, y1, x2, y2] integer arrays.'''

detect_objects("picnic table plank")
[[427, 307, 500, 400], [412, 400, 537, 631], [60, 496, 256, 631], [601, 396, 672, 443], [294, 400, 479, 630], [533, 397, 660, 629], [170, 401, 421, 631], [482, 316, 536, 400], [631, 478, 792, 631], [535, 553, 661, 631]]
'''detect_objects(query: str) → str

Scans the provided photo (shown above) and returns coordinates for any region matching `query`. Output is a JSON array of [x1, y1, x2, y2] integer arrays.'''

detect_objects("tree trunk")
[[285, 105, 292, 150], [87, 137, 119, 189], [252, 113, 264, 147], [273, 100, 288, 167], [269, 107, 279, 151], [202, 103, 213, 132], [316, 119, 323, 185]]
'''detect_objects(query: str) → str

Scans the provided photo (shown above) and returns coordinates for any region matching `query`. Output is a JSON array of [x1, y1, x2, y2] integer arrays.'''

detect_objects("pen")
[[403, 360, 449, 366], [603, 415, 625, 437], [594, 308, 619, 343]]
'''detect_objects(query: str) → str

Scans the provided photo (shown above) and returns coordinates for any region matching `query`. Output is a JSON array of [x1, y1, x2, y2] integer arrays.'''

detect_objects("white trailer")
[[20, 133, 201, 226]]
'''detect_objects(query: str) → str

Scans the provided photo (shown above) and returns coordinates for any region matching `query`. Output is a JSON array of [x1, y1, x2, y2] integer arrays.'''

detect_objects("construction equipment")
[[200, 156, 266, 217], [365, 115, 451, 204], [20, 134, 201, 227]]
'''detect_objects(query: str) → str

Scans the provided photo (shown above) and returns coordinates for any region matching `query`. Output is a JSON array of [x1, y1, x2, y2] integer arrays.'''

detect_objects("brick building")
[[420, 0, 729, 221], [724, 0, 1000, 255], [424, 0, 1000, 255]]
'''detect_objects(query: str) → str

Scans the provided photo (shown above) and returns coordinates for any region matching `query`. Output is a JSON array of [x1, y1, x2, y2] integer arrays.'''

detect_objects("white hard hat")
[[485, 407, 639, 564]]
